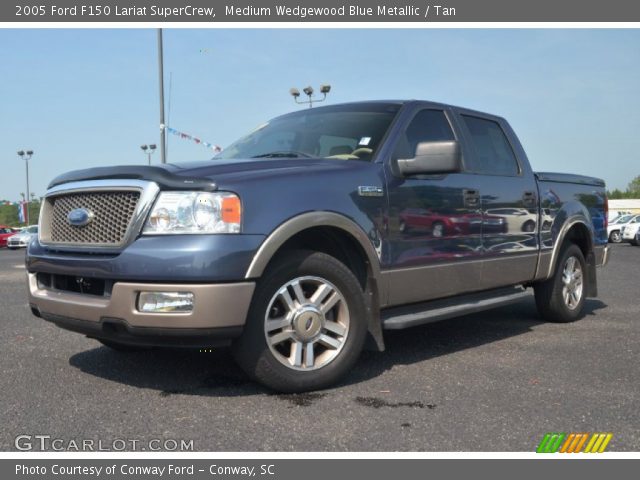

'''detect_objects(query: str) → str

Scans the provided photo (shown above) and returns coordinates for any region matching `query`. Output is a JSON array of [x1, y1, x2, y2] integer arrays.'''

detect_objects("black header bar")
[[4, 0, 640, 23]]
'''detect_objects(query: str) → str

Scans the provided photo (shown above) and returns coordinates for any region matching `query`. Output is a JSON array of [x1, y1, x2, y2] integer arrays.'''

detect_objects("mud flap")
[[585, 251, 598, 298], [364, 276, 385, 352]]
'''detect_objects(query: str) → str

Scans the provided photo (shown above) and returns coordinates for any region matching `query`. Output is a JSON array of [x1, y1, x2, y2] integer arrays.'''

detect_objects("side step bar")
[[382, 286, 532, 330]]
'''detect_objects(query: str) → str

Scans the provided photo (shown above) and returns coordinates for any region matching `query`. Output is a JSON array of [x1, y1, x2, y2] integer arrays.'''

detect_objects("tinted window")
[[462, 115, 519, 176], [393, 110, 455, 160], [318, 135, 358, 157]]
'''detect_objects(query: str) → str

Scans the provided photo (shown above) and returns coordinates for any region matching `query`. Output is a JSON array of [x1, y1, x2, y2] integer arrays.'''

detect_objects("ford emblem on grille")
[[67, 208, 94, 227]]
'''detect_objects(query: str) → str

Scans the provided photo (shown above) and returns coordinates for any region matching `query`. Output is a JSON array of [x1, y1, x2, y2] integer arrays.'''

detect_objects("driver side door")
[[383, 107, 484, 306]]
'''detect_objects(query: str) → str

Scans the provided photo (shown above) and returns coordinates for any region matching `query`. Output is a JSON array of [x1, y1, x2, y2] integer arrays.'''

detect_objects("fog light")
[[137, 292, 194, 313]]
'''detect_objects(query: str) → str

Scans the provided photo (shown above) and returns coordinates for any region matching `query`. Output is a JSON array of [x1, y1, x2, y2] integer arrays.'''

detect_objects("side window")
[[393, 109, 455, 160], [461, 115, 519, 176]]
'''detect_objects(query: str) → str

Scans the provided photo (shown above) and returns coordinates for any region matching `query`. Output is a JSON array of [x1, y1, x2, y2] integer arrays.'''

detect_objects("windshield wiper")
[[251, 151, 313, 158]]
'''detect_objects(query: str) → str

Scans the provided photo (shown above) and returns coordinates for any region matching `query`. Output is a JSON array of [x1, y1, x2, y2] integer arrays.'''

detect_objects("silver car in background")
[[7, 225, 38, 250]]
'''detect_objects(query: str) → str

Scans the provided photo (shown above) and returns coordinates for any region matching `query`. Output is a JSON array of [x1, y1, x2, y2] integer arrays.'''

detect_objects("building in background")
[[609, 199, 640, 220]]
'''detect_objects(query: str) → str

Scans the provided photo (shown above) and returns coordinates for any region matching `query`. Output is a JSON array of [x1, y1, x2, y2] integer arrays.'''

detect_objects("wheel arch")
[[544, 217, 598, 298], [245, 212, 385, 351]]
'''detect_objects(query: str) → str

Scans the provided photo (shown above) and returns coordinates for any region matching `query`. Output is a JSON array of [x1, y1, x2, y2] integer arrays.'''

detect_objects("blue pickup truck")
[[27, 100, 609, 392]]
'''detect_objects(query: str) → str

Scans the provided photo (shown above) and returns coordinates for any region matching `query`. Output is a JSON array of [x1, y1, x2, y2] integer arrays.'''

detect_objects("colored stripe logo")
[[537, 433, 613, 453]]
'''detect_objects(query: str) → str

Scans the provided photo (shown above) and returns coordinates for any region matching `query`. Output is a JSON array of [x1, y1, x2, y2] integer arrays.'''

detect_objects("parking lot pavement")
[[0, 244, 638, 452]]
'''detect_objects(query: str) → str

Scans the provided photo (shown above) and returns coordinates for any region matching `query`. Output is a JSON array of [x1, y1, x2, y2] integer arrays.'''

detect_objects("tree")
[[607, 176, 640, 199], [627, 175, 640, 198], [607, 188, 625, 199]]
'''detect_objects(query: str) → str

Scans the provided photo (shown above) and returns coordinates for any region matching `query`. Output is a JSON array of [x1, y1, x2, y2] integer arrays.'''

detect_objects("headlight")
[[143, 191, 241, 234]]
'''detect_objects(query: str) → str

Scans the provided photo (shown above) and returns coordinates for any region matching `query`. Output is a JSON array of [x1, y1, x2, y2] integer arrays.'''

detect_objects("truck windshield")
[[215, 103, 401, 162]]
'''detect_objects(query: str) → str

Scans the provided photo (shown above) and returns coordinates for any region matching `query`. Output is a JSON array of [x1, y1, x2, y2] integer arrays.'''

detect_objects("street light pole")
[[140, 144, 157, 165], [158, 29, 167, 164], [290, 84, 332, 108], [17, 150, 33, 225]]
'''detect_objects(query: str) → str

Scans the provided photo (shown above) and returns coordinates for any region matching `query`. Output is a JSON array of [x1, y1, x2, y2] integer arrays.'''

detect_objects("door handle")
[[463, 189, 480, 208]]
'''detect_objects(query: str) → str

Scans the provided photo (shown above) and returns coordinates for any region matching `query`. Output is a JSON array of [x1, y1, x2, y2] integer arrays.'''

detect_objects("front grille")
[[42, 190, 140, 247]]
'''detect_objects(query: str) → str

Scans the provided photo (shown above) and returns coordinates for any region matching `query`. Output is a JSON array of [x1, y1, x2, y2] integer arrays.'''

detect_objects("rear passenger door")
[[456, 112, 540, 289]]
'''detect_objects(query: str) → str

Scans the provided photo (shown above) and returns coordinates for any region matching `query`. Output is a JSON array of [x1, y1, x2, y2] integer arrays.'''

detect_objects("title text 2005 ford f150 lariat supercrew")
[[27, 101, 609, 392]]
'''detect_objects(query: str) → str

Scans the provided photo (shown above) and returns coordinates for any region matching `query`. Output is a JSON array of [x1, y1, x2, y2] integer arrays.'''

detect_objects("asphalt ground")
[[0, 244, 638, 451]]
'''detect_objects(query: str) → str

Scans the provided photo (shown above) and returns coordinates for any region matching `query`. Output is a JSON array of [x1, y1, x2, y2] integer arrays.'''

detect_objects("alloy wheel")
[[264, 276, 350, 371]]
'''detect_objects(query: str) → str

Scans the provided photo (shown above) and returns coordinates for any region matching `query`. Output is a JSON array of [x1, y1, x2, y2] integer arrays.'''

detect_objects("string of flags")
[[1, 201, 28, 223], [160, 124, 222, 153]]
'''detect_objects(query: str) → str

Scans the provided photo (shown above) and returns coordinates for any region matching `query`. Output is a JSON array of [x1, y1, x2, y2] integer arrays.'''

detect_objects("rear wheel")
[[534, 243, 586, 323], [232, 250, 367, 392], [432, 221, 445, 238], [522, 220, 536, 233], [609, 230, 621, 243]]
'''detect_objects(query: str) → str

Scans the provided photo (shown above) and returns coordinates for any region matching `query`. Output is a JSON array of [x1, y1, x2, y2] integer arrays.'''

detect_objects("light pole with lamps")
[[140, 144, 157, 165], [17, 150, 33, 225], [290, 84, 331, 108]]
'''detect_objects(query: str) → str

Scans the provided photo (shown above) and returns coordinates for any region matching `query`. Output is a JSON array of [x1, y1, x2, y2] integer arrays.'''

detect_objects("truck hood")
[[48, 158, 354, 191]]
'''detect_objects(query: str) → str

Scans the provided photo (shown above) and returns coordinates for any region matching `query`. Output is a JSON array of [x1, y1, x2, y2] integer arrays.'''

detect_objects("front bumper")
[[27, 234, 266, 283], [28, 273, 255, 347]]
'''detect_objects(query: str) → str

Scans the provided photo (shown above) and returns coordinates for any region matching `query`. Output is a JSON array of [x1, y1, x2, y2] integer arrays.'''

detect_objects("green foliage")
[[0, 200, 41, 227], [628, 175, 640, 197], [607, 176, 640, 199]]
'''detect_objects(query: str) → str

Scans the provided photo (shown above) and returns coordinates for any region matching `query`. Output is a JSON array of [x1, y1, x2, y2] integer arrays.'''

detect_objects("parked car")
[[607, 214, 640, 243], [26, 100, 609, 392], [398, 208, 507, 236], [7, 225, 38, 250], [485, 207, 538, 233], [621, 222, 640, 246], [0, 226, 20, 248]]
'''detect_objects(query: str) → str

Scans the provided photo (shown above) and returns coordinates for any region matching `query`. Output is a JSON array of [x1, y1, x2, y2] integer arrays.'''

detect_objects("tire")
[[97, 339, 149, 352], [232, 250, 368, 393], [631, 239, 639, 246], [432, 221, 445, 238], [534, 243, 587, 323], [609, 230, 621, 243], [522, 220, 536, 233]]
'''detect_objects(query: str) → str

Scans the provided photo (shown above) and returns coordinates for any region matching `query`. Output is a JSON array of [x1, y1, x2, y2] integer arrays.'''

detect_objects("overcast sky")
[[1, 28, 639, 201]]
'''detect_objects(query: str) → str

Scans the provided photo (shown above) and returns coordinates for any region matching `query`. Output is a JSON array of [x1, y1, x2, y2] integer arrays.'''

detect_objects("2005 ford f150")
[[26, 100, 610, 392]]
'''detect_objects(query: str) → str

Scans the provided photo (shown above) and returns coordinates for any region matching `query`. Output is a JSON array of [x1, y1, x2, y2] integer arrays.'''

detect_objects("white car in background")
[[607, 214, 640, 243], [621, 222, 640, 246], [7, 225, 38, 250]]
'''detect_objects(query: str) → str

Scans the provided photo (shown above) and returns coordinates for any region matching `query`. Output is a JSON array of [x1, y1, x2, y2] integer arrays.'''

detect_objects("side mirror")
[[396, 140, 462, 176]]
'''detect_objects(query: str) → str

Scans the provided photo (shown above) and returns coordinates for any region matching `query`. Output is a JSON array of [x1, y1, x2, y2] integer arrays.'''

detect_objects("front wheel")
[[534, 243, 586, 323], [232, 250, 368, 392], [609, 230, 621, 243]]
